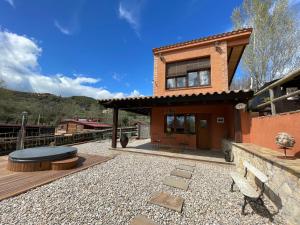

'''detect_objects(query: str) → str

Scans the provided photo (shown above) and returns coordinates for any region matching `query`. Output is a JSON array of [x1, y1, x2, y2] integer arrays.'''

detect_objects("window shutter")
[[166, 57, 210, 78]]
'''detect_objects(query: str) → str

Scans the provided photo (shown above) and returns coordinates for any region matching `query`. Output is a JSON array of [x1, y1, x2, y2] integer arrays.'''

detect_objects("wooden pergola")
[[99, 90, 254, 148]]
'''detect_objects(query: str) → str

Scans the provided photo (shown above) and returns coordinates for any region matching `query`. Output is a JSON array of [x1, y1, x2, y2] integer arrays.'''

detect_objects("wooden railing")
[[251, 68, 300, 115], [0, 126, 137, 154]]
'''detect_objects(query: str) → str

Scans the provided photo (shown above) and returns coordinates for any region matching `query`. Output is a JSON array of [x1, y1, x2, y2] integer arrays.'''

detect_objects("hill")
[[0, 88, 146, 126]]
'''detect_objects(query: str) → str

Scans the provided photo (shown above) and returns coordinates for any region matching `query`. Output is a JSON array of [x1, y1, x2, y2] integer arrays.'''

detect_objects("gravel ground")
[[0, 140, 285, 225]]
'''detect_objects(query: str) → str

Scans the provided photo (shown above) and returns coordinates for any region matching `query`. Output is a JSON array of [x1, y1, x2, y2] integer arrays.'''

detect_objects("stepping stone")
[[171, 169, 192, 179], [180, 161, 196, 167], [175, 164, 194, 172], [149, 192, 184, 212], [163, 176, 189, 190], [130, 215, 158, 225]]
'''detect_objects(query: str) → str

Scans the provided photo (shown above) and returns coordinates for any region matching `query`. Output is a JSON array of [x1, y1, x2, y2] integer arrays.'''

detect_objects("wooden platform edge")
[[0, 155, 113, 202]]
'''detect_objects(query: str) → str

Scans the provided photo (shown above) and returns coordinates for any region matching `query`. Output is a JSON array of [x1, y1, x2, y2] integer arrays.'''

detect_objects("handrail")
[[254, 68, 300, 96]]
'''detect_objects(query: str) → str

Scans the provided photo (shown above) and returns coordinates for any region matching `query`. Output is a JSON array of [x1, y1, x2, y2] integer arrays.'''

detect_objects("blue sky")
[[0, 0, 298, 99]]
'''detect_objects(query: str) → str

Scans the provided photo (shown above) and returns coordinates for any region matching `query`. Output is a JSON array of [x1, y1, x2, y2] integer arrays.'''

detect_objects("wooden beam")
[[269, 88, 276, 115], [111, 108, 118, 148]]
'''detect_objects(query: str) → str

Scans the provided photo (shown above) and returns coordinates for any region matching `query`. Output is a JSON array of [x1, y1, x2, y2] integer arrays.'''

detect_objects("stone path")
[[163, 176, 189, 191], [148, 192, 184, 212], [175, 164, 195, 172], [130, 215, 158, 225], [141, 160, 197, 223], [180, 161, 196, 167], [170, 169, 192, 179]]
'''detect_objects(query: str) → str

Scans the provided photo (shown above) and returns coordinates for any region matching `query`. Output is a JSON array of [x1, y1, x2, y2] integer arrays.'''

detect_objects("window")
[[176, 77, 186, 88], [166, 115, 175, 133], [165, 114, 196, 134], [166, 57, 210, 89], [167, 78, 176, 89], [199, 70, 210, 86], [186, 115, 196, 133], [188, 72, 199, 87], [175, 115, 185, 133]]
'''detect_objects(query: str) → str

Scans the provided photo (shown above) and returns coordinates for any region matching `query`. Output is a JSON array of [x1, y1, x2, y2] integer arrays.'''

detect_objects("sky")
[[0, 0, 299, 99]]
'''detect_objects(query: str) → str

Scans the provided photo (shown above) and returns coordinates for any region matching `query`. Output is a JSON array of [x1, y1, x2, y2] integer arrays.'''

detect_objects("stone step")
[[130, 215, 158, 225], [175, 164, 194, 172], [180, 161, 196, 167], [170, 169, 192, 179], [149, 192, 184, 212], [163, 176, 189, 191]]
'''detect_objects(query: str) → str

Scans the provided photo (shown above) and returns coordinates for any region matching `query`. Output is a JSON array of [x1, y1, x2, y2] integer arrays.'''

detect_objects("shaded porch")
[[110, 138, 232, 165], [99, 90, 253, 152]]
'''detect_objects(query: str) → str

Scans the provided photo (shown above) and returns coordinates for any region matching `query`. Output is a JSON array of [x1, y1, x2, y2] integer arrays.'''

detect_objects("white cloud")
[[0, 30, 142, 99], [129, 90, 142, 97], [4, 0, 14, 8], [112, 72, 122, 81], [118, 0, 144, 36], [54, 20, 72, 35]]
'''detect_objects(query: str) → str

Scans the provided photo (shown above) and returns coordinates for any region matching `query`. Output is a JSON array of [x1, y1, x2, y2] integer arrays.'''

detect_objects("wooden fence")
[[0, 127, 137, 154]]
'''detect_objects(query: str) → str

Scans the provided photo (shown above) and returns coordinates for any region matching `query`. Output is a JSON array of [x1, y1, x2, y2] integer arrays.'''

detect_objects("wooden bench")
[[230, 161, 269, 214]]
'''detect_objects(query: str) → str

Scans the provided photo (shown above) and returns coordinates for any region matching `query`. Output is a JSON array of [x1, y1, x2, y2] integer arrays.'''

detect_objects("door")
[[196, 114, 211, 149]]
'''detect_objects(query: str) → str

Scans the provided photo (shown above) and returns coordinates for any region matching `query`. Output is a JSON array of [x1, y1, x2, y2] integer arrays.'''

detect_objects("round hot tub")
[[7, 146, 78, 172]]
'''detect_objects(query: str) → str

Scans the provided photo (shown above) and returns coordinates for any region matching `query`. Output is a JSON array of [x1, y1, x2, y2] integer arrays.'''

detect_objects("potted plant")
[[120, 133, 129, 148]]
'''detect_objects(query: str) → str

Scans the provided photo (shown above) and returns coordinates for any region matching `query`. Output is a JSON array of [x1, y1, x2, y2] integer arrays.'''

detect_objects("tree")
[[232, 0, 300, 91]]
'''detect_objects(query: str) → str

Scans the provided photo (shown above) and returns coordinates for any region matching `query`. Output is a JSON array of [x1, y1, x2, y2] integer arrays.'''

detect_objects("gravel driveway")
[[0, 140, 285, 225]]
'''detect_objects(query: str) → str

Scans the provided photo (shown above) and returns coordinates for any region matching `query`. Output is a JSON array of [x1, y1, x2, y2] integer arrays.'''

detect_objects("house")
[[57, 119, 112, 134], [99, 28, 254, 151]]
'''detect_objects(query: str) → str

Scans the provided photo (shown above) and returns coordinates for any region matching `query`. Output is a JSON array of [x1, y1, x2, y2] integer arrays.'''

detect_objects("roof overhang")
[[153, 28, 252, 86], [98, 90, 254, 115]]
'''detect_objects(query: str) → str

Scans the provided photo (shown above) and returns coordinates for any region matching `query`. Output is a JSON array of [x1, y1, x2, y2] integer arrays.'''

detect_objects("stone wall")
[[222, 139, 300, 225]]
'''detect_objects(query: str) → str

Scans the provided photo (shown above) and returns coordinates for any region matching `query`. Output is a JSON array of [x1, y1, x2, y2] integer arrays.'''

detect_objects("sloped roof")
[[98, 89, 254, 114], [153, 28, 253, 53]]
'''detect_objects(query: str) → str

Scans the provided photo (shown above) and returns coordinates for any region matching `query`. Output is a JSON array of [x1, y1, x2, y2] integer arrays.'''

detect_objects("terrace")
[[0, 139, 286, 225]]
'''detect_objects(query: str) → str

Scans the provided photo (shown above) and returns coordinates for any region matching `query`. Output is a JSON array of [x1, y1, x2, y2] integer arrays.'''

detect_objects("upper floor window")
[[166, 57, 210, 89]]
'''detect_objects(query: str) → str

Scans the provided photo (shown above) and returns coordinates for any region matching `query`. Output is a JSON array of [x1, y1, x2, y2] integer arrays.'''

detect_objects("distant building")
[[57, 119, 112, 134]]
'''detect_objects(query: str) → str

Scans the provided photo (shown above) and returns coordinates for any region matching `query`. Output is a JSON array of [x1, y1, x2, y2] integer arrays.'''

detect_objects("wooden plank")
[[0, 154, 112, 201]]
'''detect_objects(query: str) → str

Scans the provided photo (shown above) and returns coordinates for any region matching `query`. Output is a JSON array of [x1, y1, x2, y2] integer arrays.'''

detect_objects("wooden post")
[[269, 88, 276, 115], [234, 109, 242, 143], [112, 107, 118, 148]]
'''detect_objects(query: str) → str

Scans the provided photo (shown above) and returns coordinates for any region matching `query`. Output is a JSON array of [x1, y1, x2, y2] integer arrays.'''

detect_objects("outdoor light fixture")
[[214, 41, 222, 53], [159, 53, 166, 63]]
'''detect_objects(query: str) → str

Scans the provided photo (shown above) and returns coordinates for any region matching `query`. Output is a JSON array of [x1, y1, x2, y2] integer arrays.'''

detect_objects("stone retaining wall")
[[222, 139, 300, 225]]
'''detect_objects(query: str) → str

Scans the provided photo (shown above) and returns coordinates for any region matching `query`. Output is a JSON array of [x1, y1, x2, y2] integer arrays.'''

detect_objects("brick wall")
[[241, 111, 300, 156], [153, 41, 229, 97], [151, 103, 234, 150]]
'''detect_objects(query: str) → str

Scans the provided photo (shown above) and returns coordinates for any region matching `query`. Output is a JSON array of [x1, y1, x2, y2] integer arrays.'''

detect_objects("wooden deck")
[[0, 153, 113, 201]]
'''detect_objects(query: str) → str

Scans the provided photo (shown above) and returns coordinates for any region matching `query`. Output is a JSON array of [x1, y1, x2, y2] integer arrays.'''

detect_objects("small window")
[[176, 77, 186, 88], [175, 115, 185, 133], [167, 78, 176, 89], [185, 115, 195, 133], [199, 70, 210, 86], [188, 72, 199, 87], [199, 120, 208, 128], [166, 115, 175, 133]]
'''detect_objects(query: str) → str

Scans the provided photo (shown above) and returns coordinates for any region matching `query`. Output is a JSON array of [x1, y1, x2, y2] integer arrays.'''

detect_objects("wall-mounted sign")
[[217, 117, 224, 123]]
